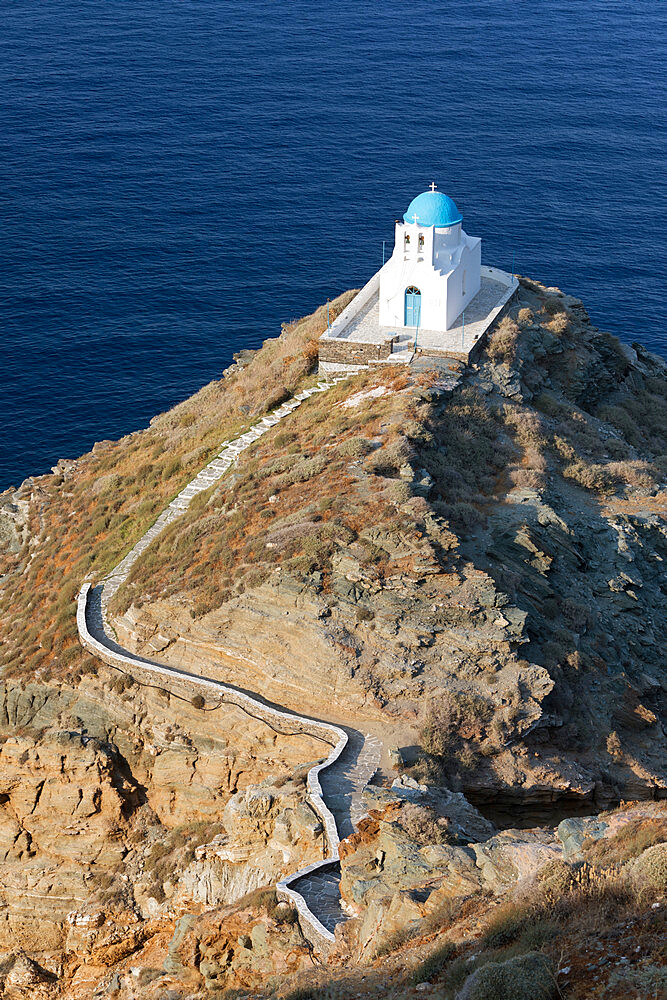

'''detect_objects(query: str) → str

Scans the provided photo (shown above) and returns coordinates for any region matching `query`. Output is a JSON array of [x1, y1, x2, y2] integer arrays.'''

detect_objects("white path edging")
[[77, 374, 355, 945]]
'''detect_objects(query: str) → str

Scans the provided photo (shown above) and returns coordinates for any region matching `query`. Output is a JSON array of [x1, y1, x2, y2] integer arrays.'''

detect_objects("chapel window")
[[418, 233, 425, 251], [404, 233, 411, 250]]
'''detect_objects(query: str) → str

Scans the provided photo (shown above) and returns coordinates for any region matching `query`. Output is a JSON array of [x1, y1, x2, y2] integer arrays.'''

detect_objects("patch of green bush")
[[457, 951, 556, 1000], [629, 842, 667, 896], [336, 436, 374, 458], [602, 964, 667, 998]]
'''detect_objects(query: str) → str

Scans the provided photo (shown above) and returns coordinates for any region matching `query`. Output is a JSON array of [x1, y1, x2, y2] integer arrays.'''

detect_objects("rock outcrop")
[[0, 278, 664, 996], [335, 790, 666, 961], [163, 892, 312, 993], [0, 673, 323, 974]]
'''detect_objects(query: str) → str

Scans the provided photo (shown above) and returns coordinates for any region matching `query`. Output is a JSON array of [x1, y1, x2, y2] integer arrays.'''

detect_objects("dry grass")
[[487, 316, 520, 364], [0, 291, 355, 683], [420, 386, 513, 530], [46, 274, 664, 645], [109, 364, 436, 619], [582, 819, 667, 867]]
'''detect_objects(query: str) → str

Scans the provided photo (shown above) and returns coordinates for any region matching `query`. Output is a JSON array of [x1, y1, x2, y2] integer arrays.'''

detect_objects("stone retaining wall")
[[75, 371, 361, 948], [318, 336, 395, 365], [78, 584, 347, 945], [415, 266, 519, 364], [323, 267, 386, 341]]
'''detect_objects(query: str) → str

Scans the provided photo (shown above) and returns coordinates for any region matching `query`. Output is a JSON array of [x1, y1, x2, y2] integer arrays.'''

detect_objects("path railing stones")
[[77, 373, 376, 947]]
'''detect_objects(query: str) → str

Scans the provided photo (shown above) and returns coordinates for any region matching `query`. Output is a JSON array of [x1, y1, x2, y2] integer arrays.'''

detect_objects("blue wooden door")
[[404, 286, 421, 327]]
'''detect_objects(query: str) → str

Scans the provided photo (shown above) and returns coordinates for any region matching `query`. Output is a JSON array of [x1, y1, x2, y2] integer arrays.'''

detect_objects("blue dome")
[[403, 189, 462, 227]]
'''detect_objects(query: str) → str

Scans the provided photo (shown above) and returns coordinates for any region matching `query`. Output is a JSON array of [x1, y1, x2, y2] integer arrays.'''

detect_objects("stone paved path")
[[101, 380, 340, 614], [291, 863, 347, 935], [79, 372, 385, 943], [297, 728, 384, 931], [320, 729, 383, 838]]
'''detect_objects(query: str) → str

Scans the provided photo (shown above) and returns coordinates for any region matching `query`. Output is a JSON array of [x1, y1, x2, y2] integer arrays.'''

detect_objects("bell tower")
[[379, 183, 481, 332]]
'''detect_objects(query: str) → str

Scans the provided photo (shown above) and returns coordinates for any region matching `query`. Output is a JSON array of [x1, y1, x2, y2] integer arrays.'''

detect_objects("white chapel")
[[319, 183, 517, 370], [379, 183, 481, 332]]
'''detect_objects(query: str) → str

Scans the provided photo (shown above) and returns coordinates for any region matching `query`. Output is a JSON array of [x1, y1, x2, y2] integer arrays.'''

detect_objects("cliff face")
[[0, 675, 324, 991], [111, 277, 666, 809], [0, 277, 665, 997]]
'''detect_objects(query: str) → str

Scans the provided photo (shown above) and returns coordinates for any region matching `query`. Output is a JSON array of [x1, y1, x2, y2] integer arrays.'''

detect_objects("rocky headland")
[[0, 278, 665, 999]]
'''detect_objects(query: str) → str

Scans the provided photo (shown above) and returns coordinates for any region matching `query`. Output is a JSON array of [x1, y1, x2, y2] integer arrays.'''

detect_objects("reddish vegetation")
[[0, 277, 665, 999], [111, 364, 443, 619], [0, 291, 355, 684]]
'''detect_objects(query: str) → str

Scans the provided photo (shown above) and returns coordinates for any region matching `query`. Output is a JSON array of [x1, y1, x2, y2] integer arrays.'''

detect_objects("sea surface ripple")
[[1, 0, 665, 487]]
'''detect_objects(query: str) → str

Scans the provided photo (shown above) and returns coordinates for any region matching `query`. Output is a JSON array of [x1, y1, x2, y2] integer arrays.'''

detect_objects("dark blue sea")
[[1, 1, 665, 489]]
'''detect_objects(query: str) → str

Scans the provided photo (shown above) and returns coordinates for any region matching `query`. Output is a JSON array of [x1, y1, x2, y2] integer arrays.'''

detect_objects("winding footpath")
[[77, 374, 382, 946]]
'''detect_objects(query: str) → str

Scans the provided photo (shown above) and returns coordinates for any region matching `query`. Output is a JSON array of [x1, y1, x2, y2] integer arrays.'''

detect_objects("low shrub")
[[514, 919, 559, 952], [487, 317, 519, 364], [543, 296, 565, 316], [364, 436, 412, 476], [457, 951, 557, 1000], [411, 940, 457, 984], [479, 904, 534, 949], [275, 454, 328, 487], [420, 691, 493, 759], [477, 899, 558, 954], [422, 895, 459, 934], [583, 819, 667, 867], [399, 804, 450, 846], [274, 430, 298, 447], [336, 436, 374, 458], [562, 461, 614, 494], [373, 923, 420, 958], [533, 391, 569, 418], [548, 312, 569, 335], [434, 500, 483, 533], [605, 459, 656, 491], [386, 481, 412, 504], [508, 467, 544, 490], [629, 842, 667, 896], [602, 964, 667, 998], [536, 858, 576, 899], [439, 955, 480, 996]]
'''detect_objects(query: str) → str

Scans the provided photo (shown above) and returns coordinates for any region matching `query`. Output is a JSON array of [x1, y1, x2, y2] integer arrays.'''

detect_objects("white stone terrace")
[[319, 264, 518, 368]]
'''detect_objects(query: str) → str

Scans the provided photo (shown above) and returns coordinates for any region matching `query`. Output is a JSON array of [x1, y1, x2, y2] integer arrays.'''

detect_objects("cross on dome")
[[411, 213, 419, 223], [429, 181, 437, 192]]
